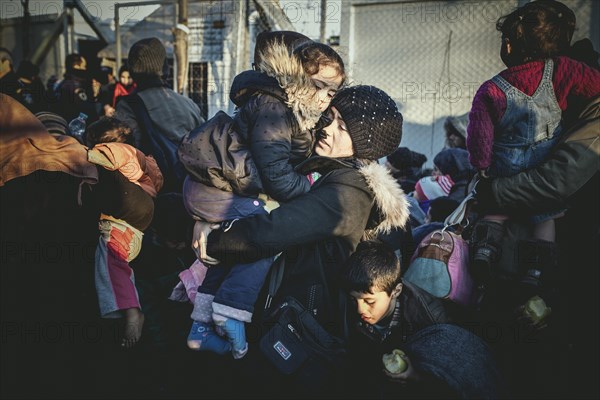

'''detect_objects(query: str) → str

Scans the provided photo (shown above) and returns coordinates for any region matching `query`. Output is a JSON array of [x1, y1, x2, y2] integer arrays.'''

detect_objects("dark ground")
[[1, 171, 598, 399]]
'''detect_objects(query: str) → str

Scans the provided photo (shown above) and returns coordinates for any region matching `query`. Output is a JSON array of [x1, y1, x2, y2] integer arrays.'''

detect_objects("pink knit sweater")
[[467, 56, 600, 169]]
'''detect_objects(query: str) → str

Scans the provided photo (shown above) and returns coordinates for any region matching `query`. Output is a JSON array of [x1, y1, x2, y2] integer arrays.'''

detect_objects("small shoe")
[[520, 268, 542, 288], [232, 342, 249, 360], [216, 318, 248, 359], [187, 321, 232, 355]]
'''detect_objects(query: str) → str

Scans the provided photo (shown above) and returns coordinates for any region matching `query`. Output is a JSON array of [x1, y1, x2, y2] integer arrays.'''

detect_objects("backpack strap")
[[264, 254, 285, 310], [444, 179, 479, 232]]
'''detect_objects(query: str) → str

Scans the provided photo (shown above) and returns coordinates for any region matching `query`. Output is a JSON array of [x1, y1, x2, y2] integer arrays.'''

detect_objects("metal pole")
[[70, 8, 76, 53], [320, 0, 327, 43], [22, 0, 30, 59], [173, 1, 178, 91], [115, 4, 121, 73], [63, 11, 70, 57]]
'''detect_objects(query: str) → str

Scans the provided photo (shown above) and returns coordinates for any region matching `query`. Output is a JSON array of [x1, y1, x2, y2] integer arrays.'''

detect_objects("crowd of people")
[[1, 0, 599, 398]]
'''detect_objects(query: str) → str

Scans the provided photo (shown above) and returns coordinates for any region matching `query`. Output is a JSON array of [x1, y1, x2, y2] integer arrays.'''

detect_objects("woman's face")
[[120, 71, 133, 86], [315, 106, 354, 158], [446, 133, 465, 149], [311, 65, 343, 112]]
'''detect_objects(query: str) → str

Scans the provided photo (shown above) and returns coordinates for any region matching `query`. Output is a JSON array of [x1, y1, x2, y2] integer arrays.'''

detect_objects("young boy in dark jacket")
[[342, 241, 505, 398], [342, 241, 450, 397]]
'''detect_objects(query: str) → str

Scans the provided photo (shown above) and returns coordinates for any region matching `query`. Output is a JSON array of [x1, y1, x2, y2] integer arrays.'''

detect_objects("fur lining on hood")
[[359, 162, 410, 239], [257, 40, 322, 131]]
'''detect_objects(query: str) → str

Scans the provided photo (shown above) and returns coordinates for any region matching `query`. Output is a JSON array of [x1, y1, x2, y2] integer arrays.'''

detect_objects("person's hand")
[[382, 352, 422, 384], [514, 295, 551, 332], [104, 104, 116, 117], [192, 220, 220, 265]]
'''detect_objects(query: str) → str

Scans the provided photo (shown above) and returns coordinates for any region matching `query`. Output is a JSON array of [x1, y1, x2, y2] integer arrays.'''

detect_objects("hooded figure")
[[433, 148, 475, 202], [444, 113, 469, 149]]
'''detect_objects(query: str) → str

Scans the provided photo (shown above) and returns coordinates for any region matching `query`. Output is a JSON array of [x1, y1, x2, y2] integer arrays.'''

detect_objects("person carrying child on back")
[[183, 31, 345, 359], [467, 0, 600, 310], [86, 116, 163, 348]]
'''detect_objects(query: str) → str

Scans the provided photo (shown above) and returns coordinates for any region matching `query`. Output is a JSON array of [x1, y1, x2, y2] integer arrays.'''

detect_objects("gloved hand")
[[192, 220, 220, 265]]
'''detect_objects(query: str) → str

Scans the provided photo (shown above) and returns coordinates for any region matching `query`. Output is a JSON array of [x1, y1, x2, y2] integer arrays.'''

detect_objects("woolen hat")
[[330, 85, 403, 160], [387, 147, 428, 174], [35, 111, 68, 136], [128, 38, 166, 76]]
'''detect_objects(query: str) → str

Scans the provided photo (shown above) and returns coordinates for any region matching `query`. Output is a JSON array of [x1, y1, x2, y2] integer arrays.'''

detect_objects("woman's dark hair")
[[65, 53, 86, 71], [85, 116, 132, 147], [293, 41, 346, 84], [118, 65, 129, 76], [496, 0, 575, 63]]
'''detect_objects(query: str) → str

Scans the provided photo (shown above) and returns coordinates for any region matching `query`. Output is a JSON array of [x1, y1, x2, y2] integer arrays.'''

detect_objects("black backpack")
[[257, 257, 348, 392]]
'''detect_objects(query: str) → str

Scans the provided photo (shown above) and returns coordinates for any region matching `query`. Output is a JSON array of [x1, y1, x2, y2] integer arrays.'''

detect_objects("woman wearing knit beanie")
[[192, 85, 410, 395]]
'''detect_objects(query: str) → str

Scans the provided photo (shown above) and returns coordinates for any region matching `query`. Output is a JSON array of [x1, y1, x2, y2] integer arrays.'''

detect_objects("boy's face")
[[350, 284, 402, 325]]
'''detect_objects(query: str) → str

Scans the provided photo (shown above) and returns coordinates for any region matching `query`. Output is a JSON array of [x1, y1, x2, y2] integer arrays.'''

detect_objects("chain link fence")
[[339, 0, 597, 164]]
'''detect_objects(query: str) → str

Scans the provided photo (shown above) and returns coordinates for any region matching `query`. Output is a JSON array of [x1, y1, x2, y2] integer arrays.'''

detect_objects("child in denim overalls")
[[467, 1, 600, 307]]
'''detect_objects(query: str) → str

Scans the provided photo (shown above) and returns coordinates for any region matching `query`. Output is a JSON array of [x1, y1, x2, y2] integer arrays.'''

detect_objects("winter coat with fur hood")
[[207, 156, 410, 333], [228, 41, 322, 202]]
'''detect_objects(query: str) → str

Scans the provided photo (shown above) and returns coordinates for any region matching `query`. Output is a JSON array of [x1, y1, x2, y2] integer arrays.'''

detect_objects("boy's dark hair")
[[293, 41, 346, 84], [85, 116, 132, 147], [496, 0, 575, 63], [342, 241, 401, 295], [428, 196, 459, 223]]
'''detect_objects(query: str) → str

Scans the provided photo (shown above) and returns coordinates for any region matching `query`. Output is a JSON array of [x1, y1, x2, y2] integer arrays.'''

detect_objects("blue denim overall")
[[490, 59, 564, 223]]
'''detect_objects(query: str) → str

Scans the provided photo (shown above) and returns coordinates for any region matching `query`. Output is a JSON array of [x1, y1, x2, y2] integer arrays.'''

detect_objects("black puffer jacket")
[[228, 41, 322, 201]]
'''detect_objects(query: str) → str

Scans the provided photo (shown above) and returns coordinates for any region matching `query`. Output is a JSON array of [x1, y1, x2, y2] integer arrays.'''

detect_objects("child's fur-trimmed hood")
[[256, 40, 322, 132]]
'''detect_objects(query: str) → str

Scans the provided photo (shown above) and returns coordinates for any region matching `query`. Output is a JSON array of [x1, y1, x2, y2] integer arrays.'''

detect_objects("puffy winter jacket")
[[228, 41, 322, 201]]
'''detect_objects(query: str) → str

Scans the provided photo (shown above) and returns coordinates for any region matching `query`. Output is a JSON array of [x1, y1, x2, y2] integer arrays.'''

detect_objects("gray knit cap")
[[128, 37, 166, 76], [330, 85, 403, 160]]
